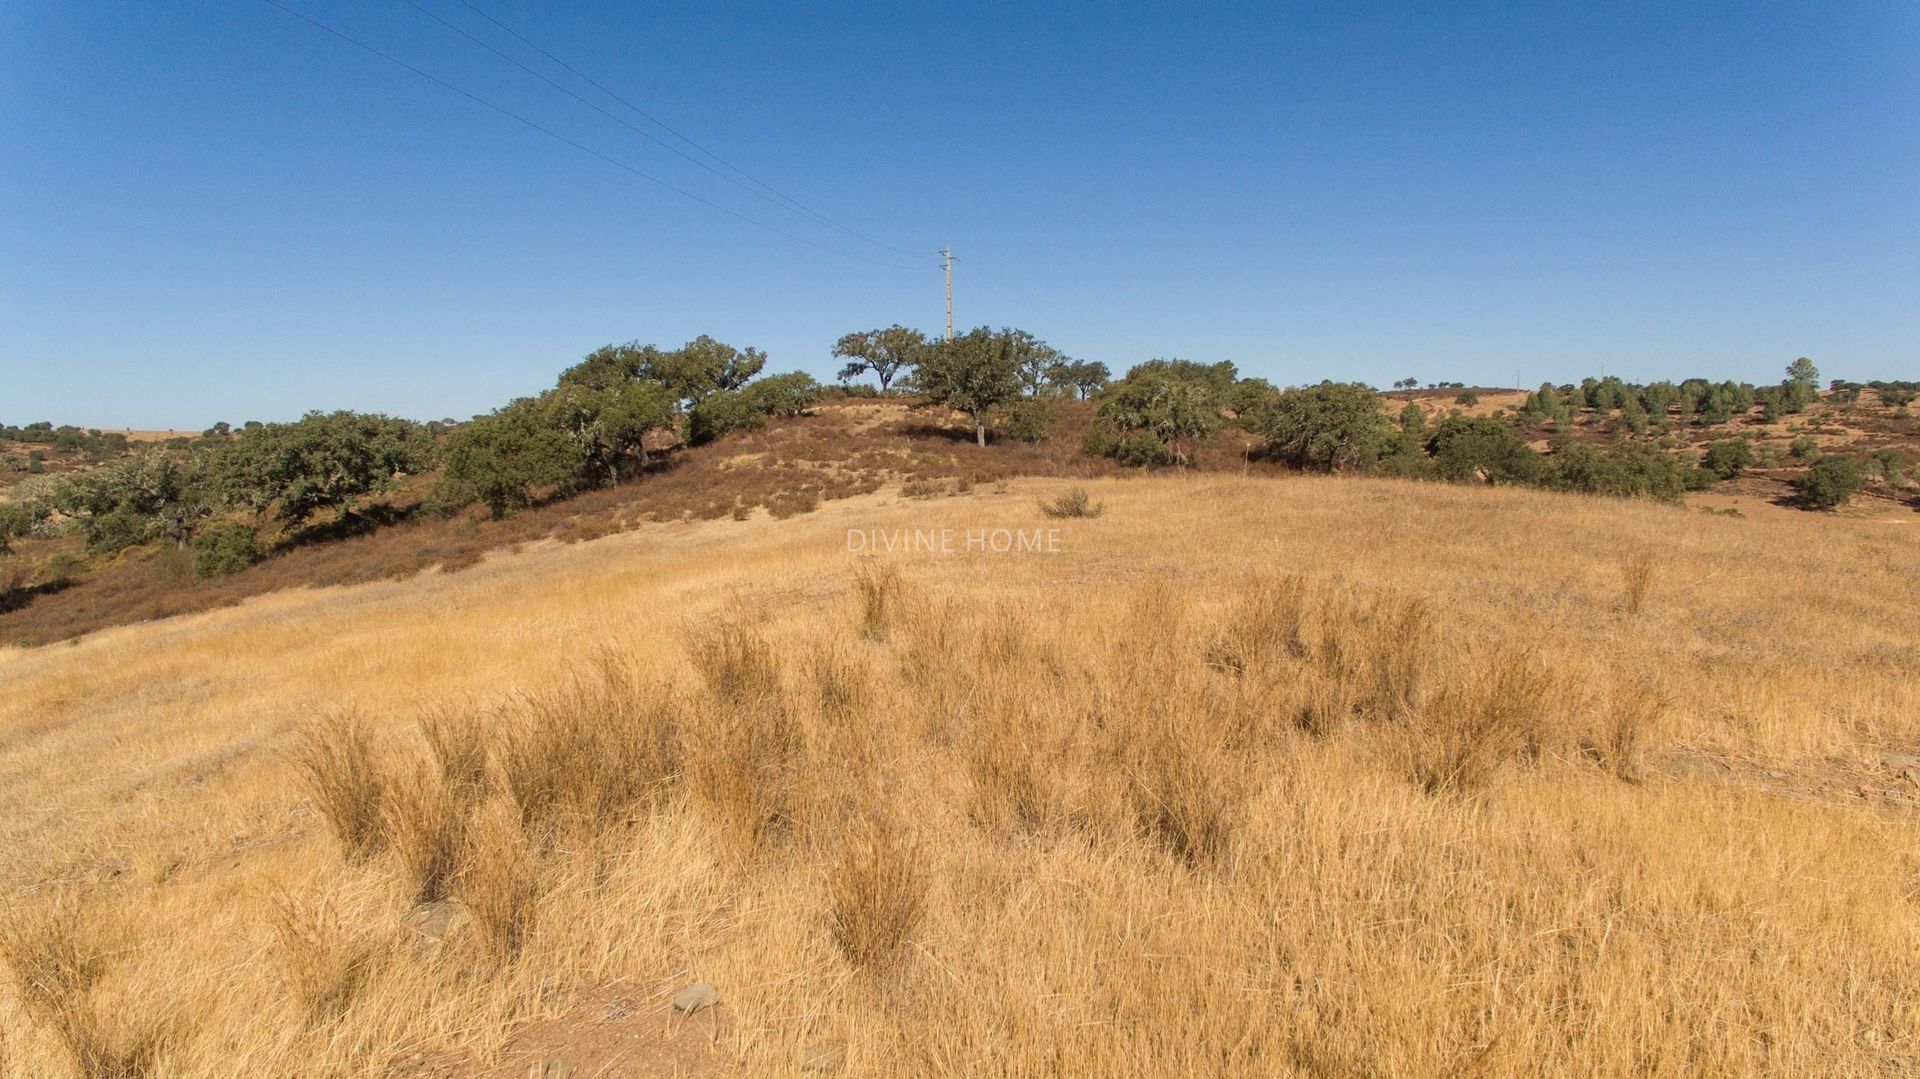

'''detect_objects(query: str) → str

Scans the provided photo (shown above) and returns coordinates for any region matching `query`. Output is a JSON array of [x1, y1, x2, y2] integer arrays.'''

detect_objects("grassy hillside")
[[2, 474, 1916, 1075]]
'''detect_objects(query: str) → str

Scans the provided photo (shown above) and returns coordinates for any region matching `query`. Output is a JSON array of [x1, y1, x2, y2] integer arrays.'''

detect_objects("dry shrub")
[[268, 893, 379, 1023], [828, 815, 927, 976], [380, 763, 463, 903], [496, 658, 681, 837], [1205, 575, 1310, 676], [1396, 653, 1557, 794], [0, 897, 168, 1077], [853, 561, 903, 641], [1039, 487, 1105, 519], [1621, 550, 1655, 615], [457, 797, 539, 963], [290, 712, 387, 861]]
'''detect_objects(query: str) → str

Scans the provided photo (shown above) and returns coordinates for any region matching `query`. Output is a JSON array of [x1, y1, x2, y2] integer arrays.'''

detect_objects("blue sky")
[[3, 1, 1915, 427]]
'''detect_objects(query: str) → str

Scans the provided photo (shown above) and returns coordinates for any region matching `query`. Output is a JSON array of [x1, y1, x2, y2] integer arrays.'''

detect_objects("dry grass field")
[[2, 474, 1917, 1076]]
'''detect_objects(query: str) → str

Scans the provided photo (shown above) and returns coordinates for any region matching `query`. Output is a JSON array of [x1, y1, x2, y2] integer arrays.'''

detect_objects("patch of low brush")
[[1039, 487, 1105, 519], [828, 813, 927, 977]]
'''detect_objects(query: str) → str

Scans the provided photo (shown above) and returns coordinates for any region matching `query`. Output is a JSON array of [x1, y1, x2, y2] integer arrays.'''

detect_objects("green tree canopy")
[[833, 326, 925, 394], [1426, 416, 1542, 485], [435, 399, 587, 518], [215, 411, 431, 526], [637, 335, 766, 407], [1244, 381, 1392, 472], [910, 326, 1027, 446], [1090, 368, 1225, 465], [1050, 359, 1112, 399]]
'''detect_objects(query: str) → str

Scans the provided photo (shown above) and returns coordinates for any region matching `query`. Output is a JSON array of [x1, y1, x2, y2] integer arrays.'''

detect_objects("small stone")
[[672, 982, 719, 1015], [404, 898, 461, 943], [802, 1040, 847, 1072]]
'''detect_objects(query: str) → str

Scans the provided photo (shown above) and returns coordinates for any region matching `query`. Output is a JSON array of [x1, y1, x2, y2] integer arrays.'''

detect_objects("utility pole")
[[941, 246, 955, 339]]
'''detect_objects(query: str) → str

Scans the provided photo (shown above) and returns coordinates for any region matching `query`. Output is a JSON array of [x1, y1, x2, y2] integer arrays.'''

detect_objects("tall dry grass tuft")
[[457, 796, 539, 964], [685, 615, 804, 856], [1205, 575, 1310, 676], [289, 712, 388, 862], [1, 897, 169, 1077], [853, 561, 903, 641], [379, 762, 463, 903], [827, 814, 927, 976], [268, 893, 380, 1023], [811, 641, 872, 725], [1585, 668, 1666, 781], [966, 696, 1073, 837], [688, 696, 804, 859], [1118, 705, 1247, 868], [496, 660, 681, 837], [689, 615, 782, 706], [417, 707, 489, 798], [1621, 550, 1655, 616], [1395, 653, 1557, 794]]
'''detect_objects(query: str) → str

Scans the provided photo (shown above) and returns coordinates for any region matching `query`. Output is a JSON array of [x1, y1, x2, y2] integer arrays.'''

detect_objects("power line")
[[261, 0, 927, 271], [448, 0, 922, 259], [407, 0, 896, 252]]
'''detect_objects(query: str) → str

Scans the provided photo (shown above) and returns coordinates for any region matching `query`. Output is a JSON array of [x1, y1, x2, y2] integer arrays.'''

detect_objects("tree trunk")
[[975, 418, 987, 447]]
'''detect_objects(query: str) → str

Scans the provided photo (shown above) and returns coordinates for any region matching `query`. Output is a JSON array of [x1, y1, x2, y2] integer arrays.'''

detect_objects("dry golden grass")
[[2, 474, 1918, 1075]]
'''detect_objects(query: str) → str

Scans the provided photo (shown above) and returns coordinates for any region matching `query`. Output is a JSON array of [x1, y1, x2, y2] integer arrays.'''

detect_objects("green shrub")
[[1701, 439, 1754, 481], [1426, 417, 1541, 485], [1793, 456, 1867, 510], [1005, 398, 1056, 444], [1789, 435, 1819, 460], [1545, 441, 1689, 501], [1454, 391, 1479, 406], [1112, 431, 1174, 468], [83, 506, 152, 555], [193, 521, 261, 578]]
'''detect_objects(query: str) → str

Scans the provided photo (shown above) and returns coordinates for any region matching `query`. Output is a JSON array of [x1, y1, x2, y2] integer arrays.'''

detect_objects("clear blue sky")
[[3, 1, 1915, 427]]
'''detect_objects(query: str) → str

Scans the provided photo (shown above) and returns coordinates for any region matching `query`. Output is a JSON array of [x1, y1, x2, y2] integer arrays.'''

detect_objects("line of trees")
[[5, 332, 1905, 603]]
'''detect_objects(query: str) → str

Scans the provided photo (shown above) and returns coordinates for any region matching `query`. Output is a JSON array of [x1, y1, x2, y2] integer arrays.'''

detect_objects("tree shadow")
[[282, 502, 418, 549], [0, 577, 74, 616], [899, 422, 977, 445]]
